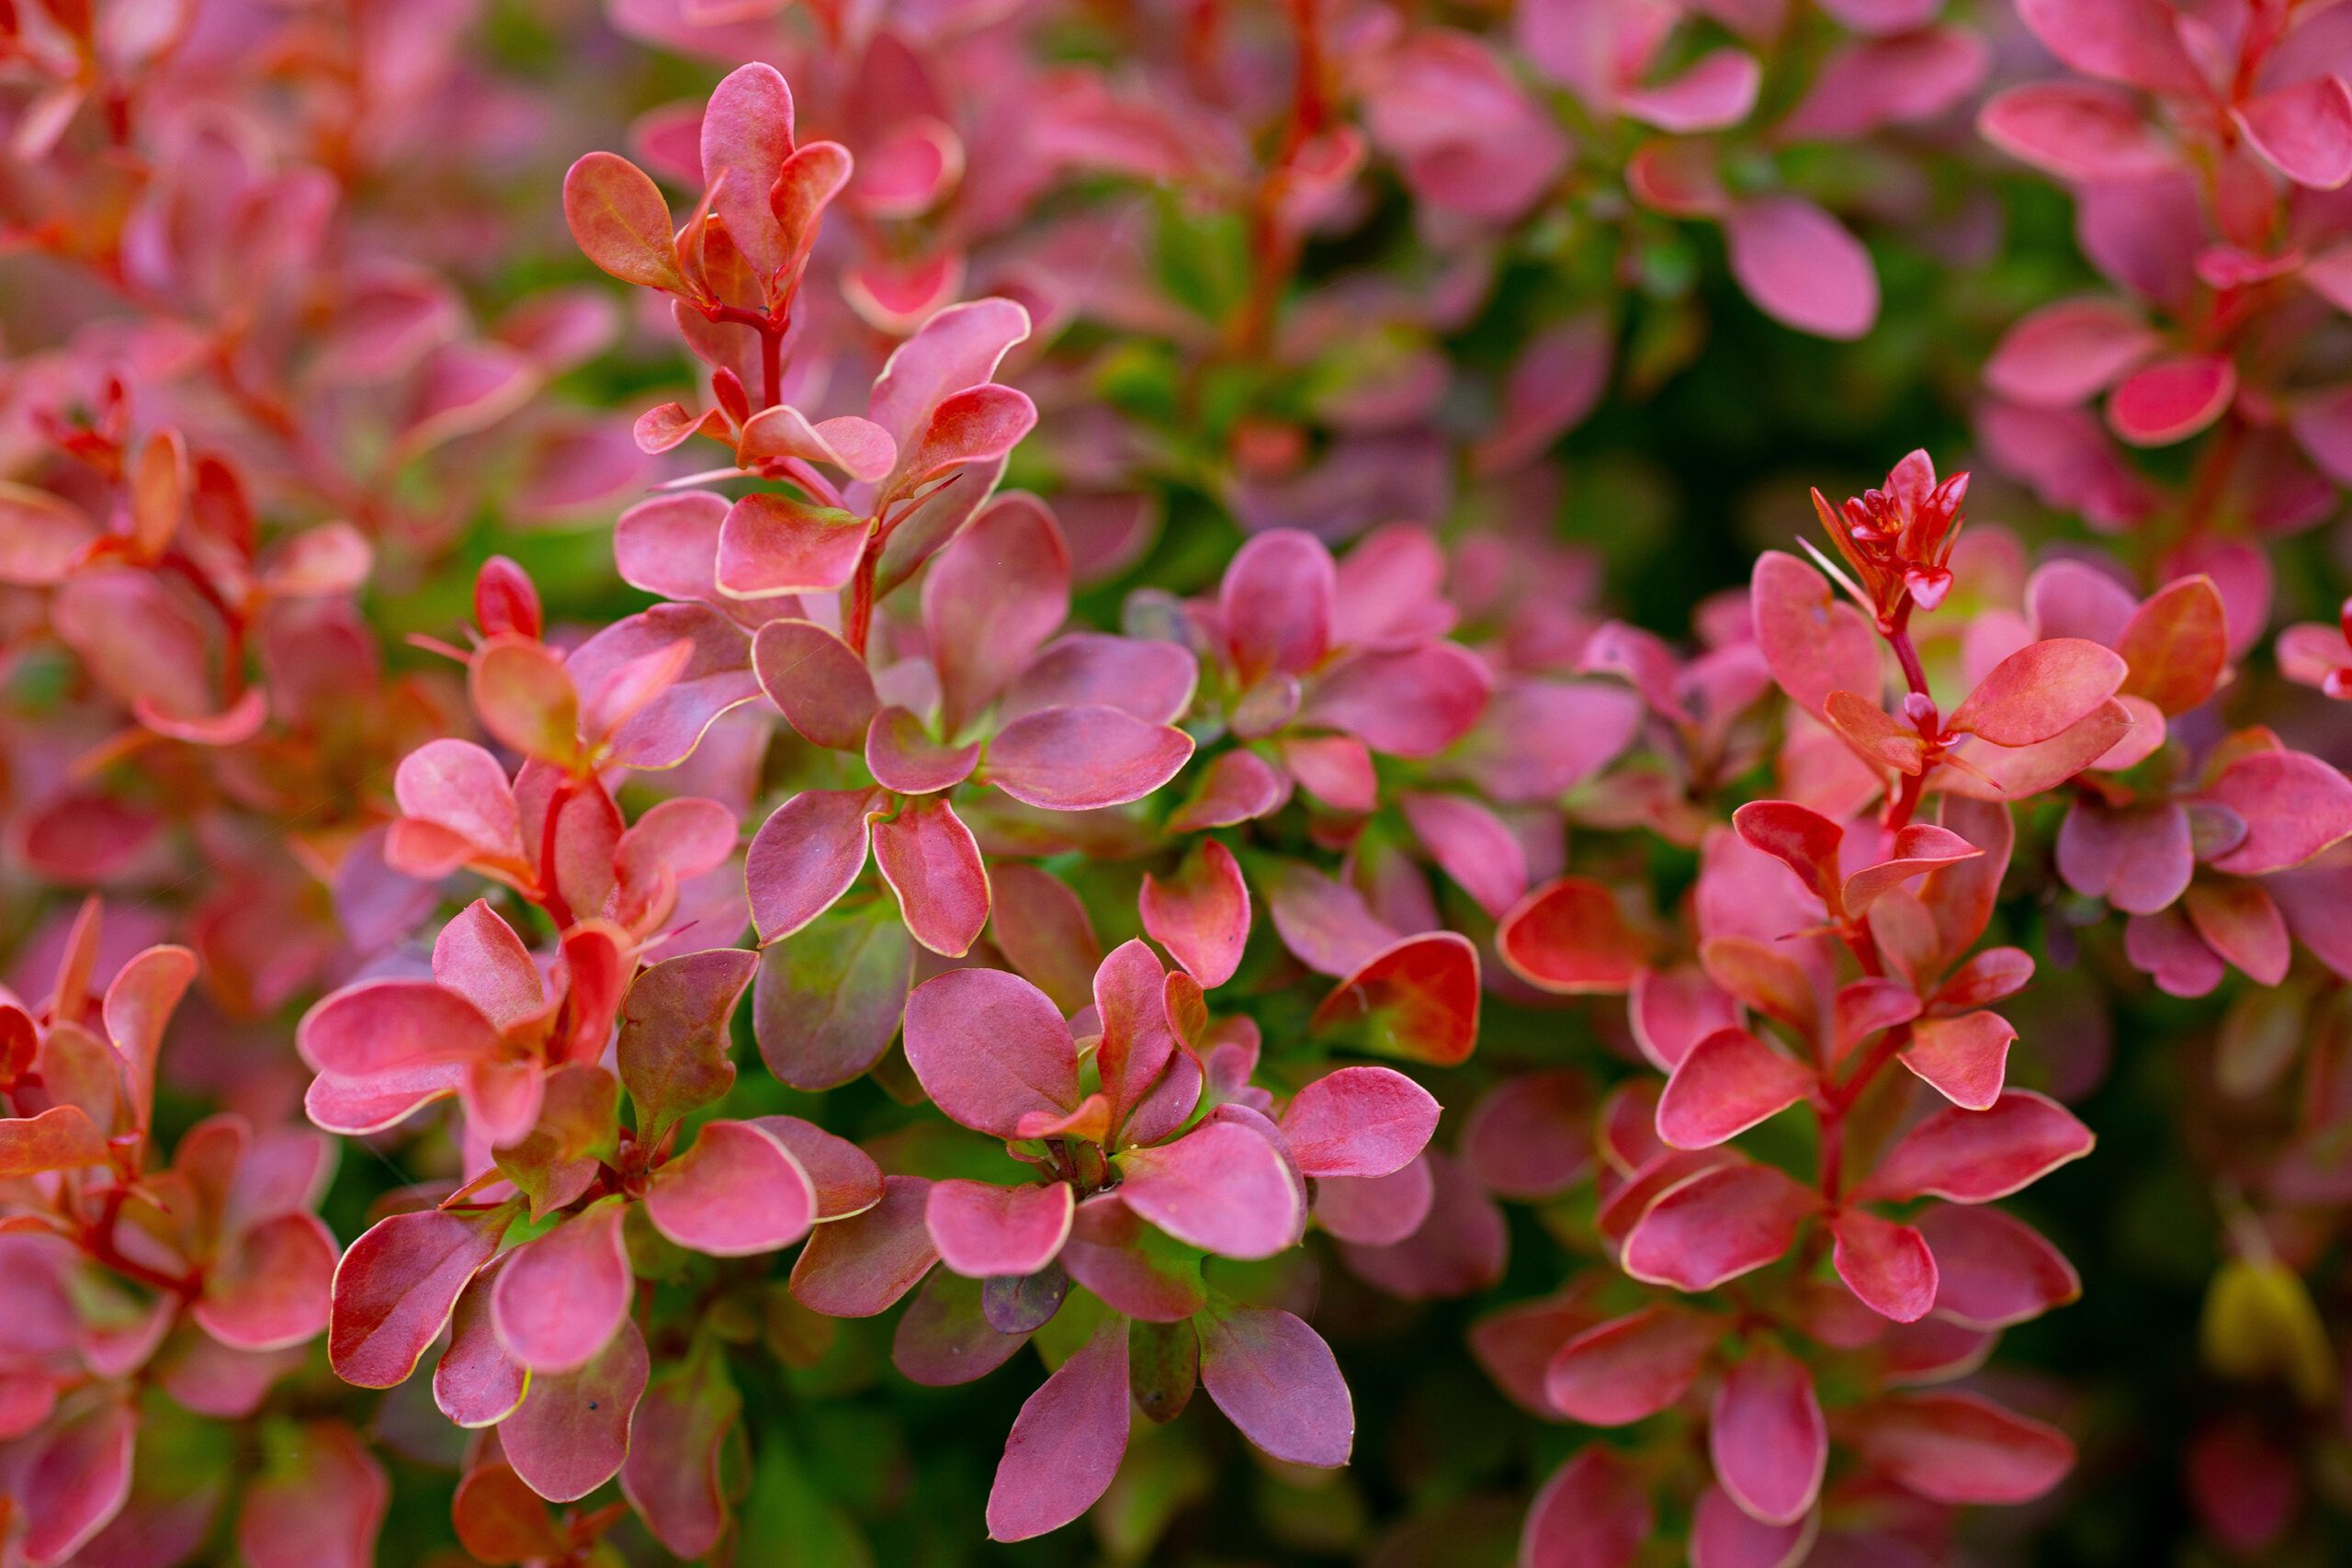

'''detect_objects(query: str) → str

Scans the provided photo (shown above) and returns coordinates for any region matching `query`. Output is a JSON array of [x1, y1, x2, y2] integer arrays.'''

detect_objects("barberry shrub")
[[2, 2, 2349, 1565]]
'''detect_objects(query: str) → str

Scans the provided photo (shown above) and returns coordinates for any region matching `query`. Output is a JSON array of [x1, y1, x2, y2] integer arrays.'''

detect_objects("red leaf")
[[1657, 1028, 1816, 1150], [865, 705, 980, 795], [1731, 800, 1844, 909], [562, 152, 684, 292], [501, 1316, 650, 1504], [1116, 1115, 1304, 1259], [752, 619, 876, 751], [871, 795, 991, 956], [2116, 575, 2228, 715], [1829, 1207, 1939, 1322], [329, 1206, 503, 1387], [491, 1199, 630, 1373], [1711, 1345, 1826, 1526], [746, 787, 877, 943], [903, 966, 1080, 1138], [1842, 824, 1984, 916], [1497, 877, 1647, 994], [1310, 931, 1482, 1065], [1846, 1390, 2075, 1504], [1622, 1162, 1818, 1292], [1278, 1065, 1441, 1179], [789, 1174, 940, 1317], [715, 492, 869, 598], [1914, 1204, 2081, 1327], [1519, 1446, 1652, 1568], [1947, 637, 2127, 745], [1858, 1089, 2095, 1202], [644, 1119, 817, 1255], [925, 1179, 1075, 1278], [984, 705, 1193, 811], [1197, 1302, 1354, 1466], [985, 1313, 1131, 1541], [1544, 1304, 1722, 1426], [1139, 840, 1250, 987], [1900, 1010, 2017, 1110]]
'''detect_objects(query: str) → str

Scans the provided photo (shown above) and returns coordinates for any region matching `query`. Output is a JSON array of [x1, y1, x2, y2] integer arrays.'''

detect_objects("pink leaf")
[[1947, 637, 2127, 745], [1899, 1010, 2017, 1110], [1400, 790, 1530, 918], [1689, 1483, 1814, 1568], [746, 787, 877, 943], [1723, 197, 1879, 341], [1001, 633, 1200, 728], [1830, 1207, 1939, 1322], [435, 1265, 525, 1428], [329, 1207, 503, 1387], [501, 1317, 650, 1504], [1544, 1304, 1722, 1426], [988, 863, 1105, 1013], [1657, 1028, 1816, 1149], [698, 62, 795, 278], [926, 1179, 1076, 1278], [1979, 84, 2173, 181], [1278, 1065, 1441, 1179], [1139, 840, 1251, 987], [2107, 355, 2236, 446], [752, 619, 876, 751], [18, 1396, 135, 1564], [392, 739, 523, 867], [1115, 1116, 1304, 1259], [716, 493, 869, 598], [1520, 1447, 1652, 1568], [563, 152, 684, 292], [644, 1119, 817, 1255], [2013, 0, 2206, 96], [2234, 74, 2352, 190], [1846, 1390, 2075, 1504], [1857, 1089, 2096, 1202], [924, 492, 1071, 736], [1220, 529, 1336, 682], [1622, 1162, 1818, 1291], [195, 1212, 336, 1350], [984, 705, 1194, 810], [1711, 1345, 1826, 1526], [902, 966, 1080, 1138], [1497, 877, 1647, 994], [1913, 1204, 2081, 1327], [789, 1174, 940, 1317], [985, 1313, 1131, 1541], [2203, 750, 2352, 874], [871, 795, 990, 956], [492, 1200, 631, 1373], [1619, 50, 1760, 132], [1984, 297, 2160, 407], [1463, 1070, 1596, 1197], [898, 384, 1038, 490], [1197, 1302, 1354, 1466], [1296, 643, 1492, 758], [1750, 551, 1883, 719], [236, 1419, 388, 1568], [865, 705, 980, 795]]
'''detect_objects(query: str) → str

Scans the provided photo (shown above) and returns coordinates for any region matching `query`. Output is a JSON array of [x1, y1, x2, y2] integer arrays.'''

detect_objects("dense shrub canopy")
[[2, 0, 2350, 1563]]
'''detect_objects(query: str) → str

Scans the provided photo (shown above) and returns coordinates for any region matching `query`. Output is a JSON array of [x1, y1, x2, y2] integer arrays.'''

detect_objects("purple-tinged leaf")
[[1622, 1163, 1818, 1292], [716, 493, 868, 599], [752, 619, 876, 751], [902, 966, 1080, 1138], [865, 705, 980, 794], [492, 1200, 630, 1373], [984, 1313, 1130, 1542], [746, 787, 878, 943], [789, 1174, 938, 1316], [1712, 1345, 1826, 1526], [1279, 1066, 1440, 1179], [925, 492, 1071, 735], [870, 795, 990, 957], [616, 946, 758, 1140], [501, 1317, 650, 1504], [1197, 1302, 1353, 1466], [329, 1206, 503, 1387], [1857, 1090, 2095, 1202], [1116, 1116, 1304, 1259], [1519, 1446, 1652, 1568], [926, 1179, 1076, 1279], [1139, 840, 1250, 987], [984, 705, 1193, 810], [1544, 1304, 1722, 1426], [644, 1119, 817, 1255], [1914, 1204, 2081, 1328]]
